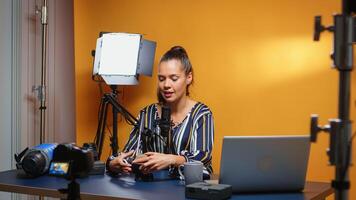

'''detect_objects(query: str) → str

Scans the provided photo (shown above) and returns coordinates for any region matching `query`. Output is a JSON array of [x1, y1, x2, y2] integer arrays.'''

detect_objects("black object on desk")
[[186, 182, 232, 200], [0, 169, 333, 200]]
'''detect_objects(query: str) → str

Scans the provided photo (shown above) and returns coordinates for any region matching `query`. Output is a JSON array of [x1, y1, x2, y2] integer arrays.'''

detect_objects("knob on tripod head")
[[313, 16, 334, 41]]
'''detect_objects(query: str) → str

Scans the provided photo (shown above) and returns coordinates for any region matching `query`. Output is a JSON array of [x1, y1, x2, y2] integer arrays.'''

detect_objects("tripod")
[[58, 160, 82, 200], [59, 177, 81, 200], [94, 85, 138, 159]]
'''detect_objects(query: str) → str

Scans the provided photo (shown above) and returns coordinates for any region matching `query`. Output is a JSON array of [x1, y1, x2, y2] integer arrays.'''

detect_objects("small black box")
[[185, 182, 232, 200]]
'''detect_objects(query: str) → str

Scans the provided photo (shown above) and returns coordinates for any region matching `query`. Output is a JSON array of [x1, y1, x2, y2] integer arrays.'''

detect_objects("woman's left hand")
[[132, 152, 177, 174]]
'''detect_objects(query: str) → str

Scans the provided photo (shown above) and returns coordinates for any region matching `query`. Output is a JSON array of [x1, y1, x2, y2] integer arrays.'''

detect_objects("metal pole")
[[311, 1, 354, 199], [334, 1, 353, 199], [38, 1, 48, 200], [39, 0, 48, 144], [335, 72, 351, 200]]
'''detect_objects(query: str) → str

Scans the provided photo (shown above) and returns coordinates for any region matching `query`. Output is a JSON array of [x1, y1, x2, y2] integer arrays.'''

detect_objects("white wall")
[[0, 0, 15, 171], [0, 1, 17, 199], [0, 0, 75, 199]]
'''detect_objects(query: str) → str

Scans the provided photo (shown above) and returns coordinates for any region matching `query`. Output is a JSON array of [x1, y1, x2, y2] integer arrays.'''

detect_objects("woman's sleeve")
[[122, 126, 140, 152], [123, 111, 143, 152], [180, 112, 214, 166]]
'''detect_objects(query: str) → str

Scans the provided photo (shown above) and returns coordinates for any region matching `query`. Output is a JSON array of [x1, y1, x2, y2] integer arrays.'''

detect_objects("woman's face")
[[158, 59, 192, 104]]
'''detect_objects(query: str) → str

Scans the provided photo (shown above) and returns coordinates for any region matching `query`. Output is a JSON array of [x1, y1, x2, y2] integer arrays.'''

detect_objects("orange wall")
[[74, 0, 356, 198]]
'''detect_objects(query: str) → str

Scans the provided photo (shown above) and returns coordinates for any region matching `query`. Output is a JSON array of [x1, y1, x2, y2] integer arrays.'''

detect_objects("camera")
[[15, 143, 95, 178], [123, 155, 154, 182], [50, 143, 95, 178]]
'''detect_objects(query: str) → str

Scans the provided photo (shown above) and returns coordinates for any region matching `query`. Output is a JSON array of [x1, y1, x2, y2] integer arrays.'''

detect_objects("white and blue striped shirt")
[[123, 102, 215, 175]]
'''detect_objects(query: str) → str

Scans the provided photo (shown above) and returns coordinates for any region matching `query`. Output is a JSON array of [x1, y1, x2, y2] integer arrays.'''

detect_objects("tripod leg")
[[67, 179, 81, 200], [112, 104, 119, 156], [97, 101, 109, 160], [95, 97, 107, 149]]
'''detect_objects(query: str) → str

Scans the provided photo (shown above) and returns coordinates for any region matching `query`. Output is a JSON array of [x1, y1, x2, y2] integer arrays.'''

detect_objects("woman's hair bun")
[[170, 46, 187, 55]]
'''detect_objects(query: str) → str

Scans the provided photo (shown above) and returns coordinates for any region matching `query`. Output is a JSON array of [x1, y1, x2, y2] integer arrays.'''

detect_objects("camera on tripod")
[[50, 143, 95, 178]]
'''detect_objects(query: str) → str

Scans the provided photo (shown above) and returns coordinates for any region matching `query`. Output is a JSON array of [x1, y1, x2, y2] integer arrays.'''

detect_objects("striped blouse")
[[123, 102, 214, 175]]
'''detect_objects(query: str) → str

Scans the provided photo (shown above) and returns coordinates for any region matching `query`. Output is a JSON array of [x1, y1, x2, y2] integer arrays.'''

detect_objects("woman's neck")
[[167, 95, 190, 115]]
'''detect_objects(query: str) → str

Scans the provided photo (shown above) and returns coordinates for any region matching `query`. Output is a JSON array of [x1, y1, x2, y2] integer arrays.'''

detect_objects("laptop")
[[219, 135, 310, 193]]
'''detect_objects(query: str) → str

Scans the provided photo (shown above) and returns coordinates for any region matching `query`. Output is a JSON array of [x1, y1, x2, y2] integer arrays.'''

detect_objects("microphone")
[[160, 106, 171, 137], [159, 106, 172, 153]]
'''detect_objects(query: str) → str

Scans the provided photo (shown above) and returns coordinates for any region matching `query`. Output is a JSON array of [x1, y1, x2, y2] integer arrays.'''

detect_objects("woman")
[[107, 46, 214, 177]]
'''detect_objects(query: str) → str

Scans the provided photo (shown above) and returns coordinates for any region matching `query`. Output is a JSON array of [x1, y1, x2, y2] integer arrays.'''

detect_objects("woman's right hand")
[[108, 150, 134, 174]]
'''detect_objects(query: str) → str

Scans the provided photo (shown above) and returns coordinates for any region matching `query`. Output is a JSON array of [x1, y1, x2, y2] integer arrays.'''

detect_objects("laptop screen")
[[219, 135, 310, 193]]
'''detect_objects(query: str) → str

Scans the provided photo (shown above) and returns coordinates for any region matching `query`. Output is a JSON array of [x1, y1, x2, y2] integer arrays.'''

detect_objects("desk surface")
[[0, 170, 333, 200]]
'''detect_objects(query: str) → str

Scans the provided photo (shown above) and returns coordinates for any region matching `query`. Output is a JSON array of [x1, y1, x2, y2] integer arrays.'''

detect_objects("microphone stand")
[[311, 1, 354, 199], [128, 109, 154, 181], [164, 125, 174, 154]]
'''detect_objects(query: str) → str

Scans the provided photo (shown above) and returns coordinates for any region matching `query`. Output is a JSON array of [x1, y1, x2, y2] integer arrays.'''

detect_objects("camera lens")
[[22, 151, 47, 177]]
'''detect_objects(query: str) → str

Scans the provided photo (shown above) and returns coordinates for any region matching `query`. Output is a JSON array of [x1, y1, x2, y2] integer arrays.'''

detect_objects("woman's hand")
[[108, 150, 134, 174], [132, 152, 185, 174]]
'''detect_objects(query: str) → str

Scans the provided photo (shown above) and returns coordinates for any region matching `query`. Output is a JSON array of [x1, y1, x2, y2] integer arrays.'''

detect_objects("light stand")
[[32, 0, 48, 144], [311, 1, 355, 200], [94, 85, 138, 159], [31, 2, 49, 200]]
